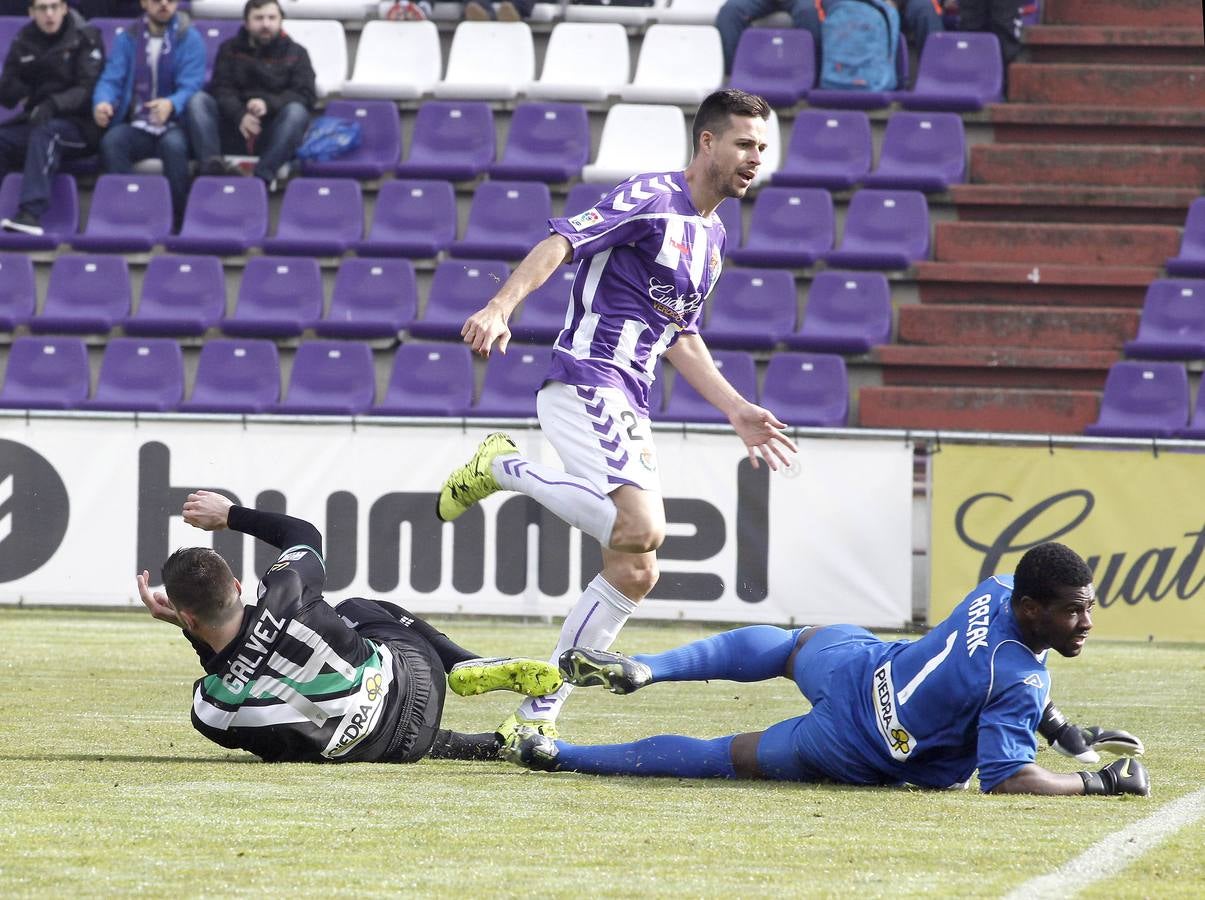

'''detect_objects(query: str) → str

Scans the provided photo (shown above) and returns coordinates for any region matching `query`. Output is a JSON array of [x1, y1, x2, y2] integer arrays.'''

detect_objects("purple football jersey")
[[545, 170, 727, 415]]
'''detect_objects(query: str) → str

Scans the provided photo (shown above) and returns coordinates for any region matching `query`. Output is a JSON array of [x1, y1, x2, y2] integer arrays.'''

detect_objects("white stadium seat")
[[282, 19, 348, 97], [653, 0, 726, 25], [566, 0, 668, 26], [526, 23, 630, 103], [581, 103, 688, 185], [754, 108, 782, 185], [620, 24, 723, 105], [344, 20, 441, 100], [431, 22, 535, 101]]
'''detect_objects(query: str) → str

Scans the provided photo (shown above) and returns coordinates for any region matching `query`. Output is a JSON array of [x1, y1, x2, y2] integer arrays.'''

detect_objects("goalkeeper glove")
[[1079, 758, 1150, 797], [1039, 702, 1144, 764]]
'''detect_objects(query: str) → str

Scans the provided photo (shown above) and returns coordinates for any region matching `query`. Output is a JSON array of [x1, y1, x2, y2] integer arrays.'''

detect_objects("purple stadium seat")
[[315, 257, 417, 339], [222, 257, 323, 338], [1084, 360, 1189, 438], [489, 102, 590, 182], [0, 173, 77, 250], [395, 101, 495, 181], [410, 258, 510, 340], [124, 255, 226, 337], [356, 179, 457, 259], [662, 350, 757, 423], [563, 182, 612, 217], [277, 341, 376, 415], [716, 196, 742, 251], [702, 268, 796, 350], [823, 189, 930, 270], [88, 17, 132, 53], [30, 254, 130, 334], [0, 252, 35, 330], [165, 176, 268, 255], [1123, 279, 1205, 360], [302, 99, 402, 178], [785, 270, 893, 354], [263, 177, 363, 256], [470, 344, 551, 418], [771, 109, 872, 190], [80, 337, 183, 412], [180, 339, 280, 414], [1166, 198, 1205, 277], [195, 19, 242, 81], [898, 31, 1004, 112], [862, 112, 966, 193], [450, 180, 552, 260], [372, 342, 474, 417], [808, 32, 909, 110], [760, 352, 849, 427], [510, 265, 574, 343], [72, 174, 172, 252], [0, 336, 89, 410], [729, 28, 815, 108], [1176, 384, 1205, 439], [728, 187, 834, 268]]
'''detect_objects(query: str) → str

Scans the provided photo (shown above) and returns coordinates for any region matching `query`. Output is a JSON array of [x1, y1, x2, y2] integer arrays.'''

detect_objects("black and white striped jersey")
[[187, 542, 405, 763]]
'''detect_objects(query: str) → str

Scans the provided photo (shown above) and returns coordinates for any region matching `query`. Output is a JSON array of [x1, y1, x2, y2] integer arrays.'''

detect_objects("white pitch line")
[[1004, 786, 1205, 900]]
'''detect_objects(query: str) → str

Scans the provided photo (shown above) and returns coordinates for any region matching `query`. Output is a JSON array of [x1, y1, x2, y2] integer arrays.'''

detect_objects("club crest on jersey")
[[709, 245, 722, 281], [639, 446, 656, 472], [568, 207, 603, 232]]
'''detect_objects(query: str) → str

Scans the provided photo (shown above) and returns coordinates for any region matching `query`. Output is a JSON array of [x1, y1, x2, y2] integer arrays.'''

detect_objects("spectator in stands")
[[0, 0, 104, 236], [956, 0, 1022, 65], [382, 0, 433, 21], [184, 0, 316, 191], [92, 0, 205, 233], [463, 0, 533, 20]]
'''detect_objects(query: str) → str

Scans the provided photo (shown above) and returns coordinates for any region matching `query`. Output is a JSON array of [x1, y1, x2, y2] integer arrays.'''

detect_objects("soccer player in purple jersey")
[[436, 89, 799, 747]]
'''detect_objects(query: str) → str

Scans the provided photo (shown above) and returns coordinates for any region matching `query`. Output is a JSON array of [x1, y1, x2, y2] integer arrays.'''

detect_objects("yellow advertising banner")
[[931, 444, 1204, 642]]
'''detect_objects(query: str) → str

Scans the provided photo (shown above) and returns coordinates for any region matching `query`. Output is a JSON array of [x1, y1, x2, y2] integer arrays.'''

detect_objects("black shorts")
[[335, 598, 447, 764]]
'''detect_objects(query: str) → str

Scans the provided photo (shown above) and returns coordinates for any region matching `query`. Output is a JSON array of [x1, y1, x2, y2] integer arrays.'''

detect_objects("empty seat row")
[[1085, 360, 1205, 439], [0, 335, 851, 426]]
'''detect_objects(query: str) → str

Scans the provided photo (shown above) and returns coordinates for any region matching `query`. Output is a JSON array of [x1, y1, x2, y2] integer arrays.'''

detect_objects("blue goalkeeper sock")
[[633, 625, 802, 684], [555, 734, 736, 778]]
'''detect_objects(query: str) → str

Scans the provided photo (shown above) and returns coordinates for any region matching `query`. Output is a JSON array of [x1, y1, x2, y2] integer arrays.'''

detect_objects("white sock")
[[516, 574, 637, 723], [492, 454, 617, 547]]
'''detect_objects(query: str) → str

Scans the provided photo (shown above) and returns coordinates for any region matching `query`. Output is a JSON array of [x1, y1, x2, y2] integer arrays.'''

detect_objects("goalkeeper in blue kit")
[[507, 542, 1149, 796]]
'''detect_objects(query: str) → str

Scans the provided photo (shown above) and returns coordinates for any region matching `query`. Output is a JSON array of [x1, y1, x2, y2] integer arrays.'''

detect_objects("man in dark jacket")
[[0, 0, 105, 235], [184, 0, 315, 189]]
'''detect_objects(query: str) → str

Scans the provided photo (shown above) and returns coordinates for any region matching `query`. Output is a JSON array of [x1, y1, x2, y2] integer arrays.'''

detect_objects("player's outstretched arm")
[[989, 761, 1150, 796], [462, 234, 572, 357], [664, 334, 798, 470]]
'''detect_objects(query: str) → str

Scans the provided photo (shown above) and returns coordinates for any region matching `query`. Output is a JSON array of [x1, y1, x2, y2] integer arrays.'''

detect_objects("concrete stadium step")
[[1008, 64, 1205, 108], [858, 385, 1100, 434], [1023, 26, 1205, 65], [915, 261, 1156, 307], [1042, 0, 1203, 29], [949, 184, 1197, 226], [986, 104, 1205, 146], [932, 221, 1181, 266], [872, 345, 1118, 389], [897, 305, 1139, 350], [968, 144, 1205, 189]]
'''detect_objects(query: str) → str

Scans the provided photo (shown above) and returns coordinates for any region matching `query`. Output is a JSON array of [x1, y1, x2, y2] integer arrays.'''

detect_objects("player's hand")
[[729, 402, 798, 471], [1053, 724, 1144, 762], [245, 97, 267, 118], [93, 101, 113, 128], [137, 569, 183, 627], [182, 490, 233, 531], [1079, 758, 1150, 796], [461, 301, 512, 357], [144, 97, 173, 126], [239, 112, 261, 141]]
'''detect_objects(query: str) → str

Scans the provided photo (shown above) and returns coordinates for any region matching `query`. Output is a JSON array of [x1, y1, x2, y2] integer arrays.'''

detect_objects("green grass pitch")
[[0, 608, 1201, 897]]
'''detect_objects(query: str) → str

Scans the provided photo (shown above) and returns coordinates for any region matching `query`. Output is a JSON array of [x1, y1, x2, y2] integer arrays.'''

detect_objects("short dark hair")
[[162, 547, 241, 626], [690, 89, 771, 152], [243, 0, 282, 19], [1012, 542, 1093, 607]]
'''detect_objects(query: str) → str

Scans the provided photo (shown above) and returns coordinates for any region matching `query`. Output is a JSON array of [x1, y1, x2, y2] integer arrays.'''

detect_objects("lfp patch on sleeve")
[[568, 207, 604, 232]]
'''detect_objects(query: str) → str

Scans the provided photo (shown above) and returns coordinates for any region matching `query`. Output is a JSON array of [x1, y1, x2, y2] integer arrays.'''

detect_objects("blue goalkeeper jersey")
[[818, 575, 1050, 791]]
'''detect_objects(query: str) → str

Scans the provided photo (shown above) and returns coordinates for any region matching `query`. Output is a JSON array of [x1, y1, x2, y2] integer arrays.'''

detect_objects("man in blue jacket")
[[92, 0, 205, 230]]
